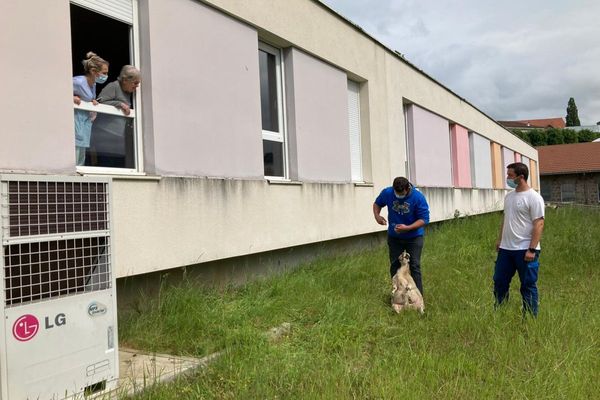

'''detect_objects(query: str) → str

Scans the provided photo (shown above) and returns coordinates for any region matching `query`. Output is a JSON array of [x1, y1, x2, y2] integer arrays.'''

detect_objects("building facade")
[[1, 0, 540, 283], [538, 142, 600, 204]]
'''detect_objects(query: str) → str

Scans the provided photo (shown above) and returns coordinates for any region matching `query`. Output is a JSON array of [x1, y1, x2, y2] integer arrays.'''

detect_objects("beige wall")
[[0, 0, 75, 173], [1, 0, 541, 279], [530, 160, 539, 190], [491, 143, 504, 189], [111, 177, 504, 278], [112, 177, 378, 276]]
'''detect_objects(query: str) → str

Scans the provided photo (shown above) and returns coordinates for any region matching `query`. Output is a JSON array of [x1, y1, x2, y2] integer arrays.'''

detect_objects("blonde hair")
[[82, 51, 108, 74]]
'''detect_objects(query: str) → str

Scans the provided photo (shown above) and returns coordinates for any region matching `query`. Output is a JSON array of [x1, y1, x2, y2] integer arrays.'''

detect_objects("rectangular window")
[[70, 1, 142, 173], [540, 182, 552, 201], [560, 183, 575, 202], [259, 42, 286, 178], [347, 80, 362, 182]]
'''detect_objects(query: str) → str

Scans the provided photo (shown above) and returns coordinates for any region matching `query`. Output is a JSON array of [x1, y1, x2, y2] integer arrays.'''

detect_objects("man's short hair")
[[507, 162, 529, 181], [393, 177, 410, 192]]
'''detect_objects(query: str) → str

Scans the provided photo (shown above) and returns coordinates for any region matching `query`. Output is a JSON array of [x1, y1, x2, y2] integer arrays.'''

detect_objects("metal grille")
[[1, 177, 112, 307], [2, 181, 108, 238], [3, 238, 111, 306]]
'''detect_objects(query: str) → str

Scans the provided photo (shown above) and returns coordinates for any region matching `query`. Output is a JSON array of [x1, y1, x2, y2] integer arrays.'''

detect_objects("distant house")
[[537, 142, 600, 204], [499, 118, 566, 130], [564, 124, 600, 133]]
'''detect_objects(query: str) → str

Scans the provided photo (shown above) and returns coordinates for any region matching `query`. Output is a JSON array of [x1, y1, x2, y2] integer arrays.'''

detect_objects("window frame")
[[347, 79, 363, 182], [74, 0, 145, 176], [258, 41, 288, 180], [560, 182, 575, 202], [540, 181, 552, 202]]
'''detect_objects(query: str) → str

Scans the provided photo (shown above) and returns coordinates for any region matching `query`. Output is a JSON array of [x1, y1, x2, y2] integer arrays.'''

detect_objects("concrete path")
[[100, 348, 221, 398], [99, 322, 289, 398]]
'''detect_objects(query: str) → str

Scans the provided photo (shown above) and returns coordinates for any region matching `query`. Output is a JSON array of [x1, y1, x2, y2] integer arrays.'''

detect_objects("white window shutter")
[[71, 0, 133, 24], [347, 80, 363, 182]]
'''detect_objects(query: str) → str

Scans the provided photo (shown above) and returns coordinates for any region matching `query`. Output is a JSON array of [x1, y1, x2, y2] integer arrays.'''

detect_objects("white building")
[[1, 0, 539, 289]]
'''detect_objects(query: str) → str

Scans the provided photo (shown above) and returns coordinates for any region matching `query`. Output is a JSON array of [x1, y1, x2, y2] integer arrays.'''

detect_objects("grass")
[[119, 206, 600, 399]]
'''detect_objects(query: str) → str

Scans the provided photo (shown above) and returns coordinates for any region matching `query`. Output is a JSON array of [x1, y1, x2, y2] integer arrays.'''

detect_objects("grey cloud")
[[321, 0, 600, 124]]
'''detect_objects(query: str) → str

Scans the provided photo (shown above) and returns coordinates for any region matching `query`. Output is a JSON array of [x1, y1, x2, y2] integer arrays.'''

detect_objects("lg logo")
[[12, 313, 66, 342], [13, 314, 39, 341]]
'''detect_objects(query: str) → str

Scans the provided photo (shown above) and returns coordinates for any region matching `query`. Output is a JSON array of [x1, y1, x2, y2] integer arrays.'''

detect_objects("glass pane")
[[263, 140, 284, 177], [87, 113, 136, 168], [259, 49, 279, 132]]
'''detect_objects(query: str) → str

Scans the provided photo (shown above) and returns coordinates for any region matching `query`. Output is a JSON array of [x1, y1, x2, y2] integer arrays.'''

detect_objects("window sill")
[[267, 179, 302, 186], [354, 182, 373, 187], [77, 168, 161, 181]]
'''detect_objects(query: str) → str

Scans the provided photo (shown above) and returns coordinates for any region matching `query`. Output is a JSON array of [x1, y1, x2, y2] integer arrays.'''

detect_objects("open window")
[[70, 1, 141, 172], [258, 42, 287, 179]]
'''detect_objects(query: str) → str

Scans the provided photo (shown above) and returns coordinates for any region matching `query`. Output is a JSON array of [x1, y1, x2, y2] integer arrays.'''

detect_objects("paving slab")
[[97, 348, 221, 399]]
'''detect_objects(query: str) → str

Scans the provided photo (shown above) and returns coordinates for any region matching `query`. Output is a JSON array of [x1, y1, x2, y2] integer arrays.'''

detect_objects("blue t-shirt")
[[375, 186, 430, 239]]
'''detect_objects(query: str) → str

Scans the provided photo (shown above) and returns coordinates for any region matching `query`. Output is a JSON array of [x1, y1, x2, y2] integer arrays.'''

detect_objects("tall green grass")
[[120, 206, 600, 399]]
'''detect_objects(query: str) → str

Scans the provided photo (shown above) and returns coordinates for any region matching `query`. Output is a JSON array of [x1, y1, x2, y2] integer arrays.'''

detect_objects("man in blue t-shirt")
[[373, 176, 430, 294]]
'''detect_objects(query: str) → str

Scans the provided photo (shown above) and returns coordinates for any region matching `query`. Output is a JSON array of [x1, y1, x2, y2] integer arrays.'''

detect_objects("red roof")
[[499, 118, 566, 129], [536, 142, 600, 175]]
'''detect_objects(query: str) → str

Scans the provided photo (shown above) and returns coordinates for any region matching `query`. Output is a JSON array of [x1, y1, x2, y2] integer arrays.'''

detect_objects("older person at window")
[[90, 65, 141, 168]]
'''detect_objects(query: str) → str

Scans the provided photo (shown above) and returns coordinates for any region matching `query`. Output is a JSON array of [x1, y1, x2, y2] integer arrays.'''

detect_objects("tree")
[[528, 129, 546, 146], [563, 129, 578, 144], [566, 97, 581, 126], [578, 129, 596, 143], [546, 128, 564, 145]]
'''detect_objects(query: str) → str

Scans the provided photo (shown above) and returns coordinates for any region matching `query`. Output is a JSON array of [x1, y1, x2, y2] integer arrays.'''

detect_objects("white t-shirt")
[[500, 189, 545, 251]]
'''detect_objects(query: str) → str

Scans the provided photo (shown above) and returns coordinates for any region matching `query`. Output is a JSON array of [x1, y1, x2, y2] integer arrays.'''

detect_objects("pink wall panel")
[[515, 153, 522, 162], [450, 124, 472, 187]]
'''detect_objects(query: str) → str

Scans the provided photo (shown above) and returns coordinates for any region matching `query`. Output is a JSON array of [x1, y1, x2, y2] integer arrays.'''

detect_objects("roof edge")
[[312, 0, 531, 147]]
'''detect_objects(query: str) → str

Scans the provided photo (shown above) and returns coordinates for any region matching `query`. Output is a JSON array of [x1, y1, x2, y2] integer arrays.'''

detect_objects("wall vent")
[[1, 178, 111, 307]]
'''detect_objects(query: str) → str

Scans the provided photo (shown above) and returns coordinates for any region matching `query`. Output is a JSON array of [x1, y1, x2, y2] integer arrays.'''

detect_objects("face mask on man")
[[95, 74, 108, 84], [506, 177, 518, 189], [394, 187, 410, 199]]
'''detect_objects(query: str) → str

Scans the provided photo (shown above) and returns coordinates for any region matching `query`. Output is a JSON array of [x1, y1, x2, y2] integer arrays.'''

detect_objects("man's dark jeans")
[[493, 248, 540, 316], [388, 235, 425, 294]]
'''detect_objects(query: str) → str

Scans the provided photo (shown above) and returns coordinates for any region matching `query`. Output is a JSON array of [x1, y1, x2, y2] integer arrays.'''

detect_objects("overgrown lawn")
[[119, 206, 600, 399]]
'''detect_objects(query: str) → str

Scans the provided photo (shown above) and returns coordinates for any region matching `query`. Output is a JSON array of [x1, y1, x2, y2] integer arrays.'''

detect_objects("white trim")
[[403, 105, 411, 179], [259, 41, 288, 179], [347, 80, 363, 182], [71, 0, 133, 24], [262, 130, 284, 143], [73, 0, 143, 175], [74, 101, 134, 118], [77, 166, 140, 175], [131, 0, 144, 174]]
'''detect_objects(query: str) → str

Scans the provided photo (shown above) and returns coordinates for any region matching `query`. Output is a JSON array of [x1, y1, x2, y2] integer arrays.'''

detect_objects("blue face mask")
[[506, 177, 518, 189], [95, 74, 108, 84]]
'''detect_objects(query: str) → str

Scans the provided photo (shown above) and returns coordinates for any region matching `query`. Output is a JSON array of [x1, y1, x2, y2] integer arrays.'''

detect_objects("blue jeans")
[[388, 235, 424, 294], [493, 249, 540, 316]]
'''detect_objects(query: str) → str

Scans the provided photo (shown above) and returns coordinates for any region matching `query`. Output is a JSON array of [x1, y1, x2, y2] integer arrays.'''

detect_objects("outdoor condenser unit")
[[0, 175, 118, 399]]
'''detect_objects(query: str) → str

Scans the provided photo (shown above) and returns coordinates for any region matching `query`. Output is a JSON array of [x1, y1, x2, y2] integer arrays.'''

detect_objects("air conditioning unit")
[[0, 175, 118, 399]]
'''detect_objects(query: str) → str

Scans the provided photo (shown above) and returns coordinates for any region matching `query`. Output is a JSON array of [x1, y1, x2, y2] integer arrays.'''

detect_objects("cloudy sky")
[[321, 0, 600, 125]]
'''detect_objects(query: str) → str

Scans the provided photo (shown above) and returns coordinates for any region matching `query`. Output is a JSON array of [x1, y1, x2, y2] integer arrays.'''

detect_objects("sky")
[[320, 0, 600, 125]]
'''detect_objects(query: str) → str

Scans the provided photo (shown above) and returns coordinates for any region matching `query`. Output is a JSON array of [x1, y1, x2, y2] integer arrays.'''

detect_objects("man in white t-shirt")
[[494, 162, 545, 316]]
